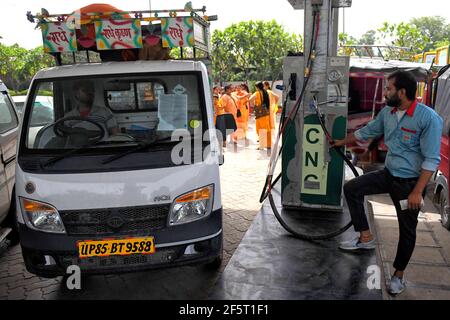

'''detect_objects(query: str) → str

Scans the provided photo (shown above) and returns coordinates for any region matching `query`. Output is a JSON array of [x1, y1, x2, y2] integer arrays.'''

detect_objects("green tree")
[[0, 44, 28, 90], [211, 30, 235, 84], [359, 30, 376, 45], [338, 32, 358, 56], [211, 20, 303, 83], [377, 22, 427, 59], [0, 43, 53, 91], [410, 16, 450, 51]]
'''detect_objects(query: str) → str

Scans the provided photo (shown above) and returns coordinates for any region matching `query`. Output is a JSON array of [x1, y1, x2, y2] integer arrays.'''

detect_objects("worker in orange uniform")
[[249, 82, 272, 152], [232, 84, 251, 142], [264, 81, 280, 131], [219, 85, 239, 146]]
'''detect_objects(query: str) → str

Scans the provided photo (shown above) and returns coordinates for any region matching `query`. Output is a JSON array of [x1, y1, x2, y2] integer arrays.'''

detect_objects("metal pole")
[[342, 8, 345, 35]]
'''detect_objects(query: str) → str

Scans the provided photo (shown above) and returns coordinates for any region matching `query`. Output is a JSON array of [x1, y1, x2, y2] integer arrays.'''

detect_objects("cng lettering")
[[301, 124, 328, 195]]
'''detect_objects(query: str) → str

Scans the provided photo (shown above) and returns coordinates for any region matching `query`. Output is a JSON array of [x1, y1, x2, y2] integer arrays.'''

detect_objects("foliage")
[[376, 22, 427, 60], [9, 89, 53, 97], [358, 30, 376, 45], [338, 32, 358, 56], [211, 20, 303, 83], [410, 16, 450, 52], [378, 22, 426, 51], [0, 43, 54, 91], [338, 16, 449, 60]]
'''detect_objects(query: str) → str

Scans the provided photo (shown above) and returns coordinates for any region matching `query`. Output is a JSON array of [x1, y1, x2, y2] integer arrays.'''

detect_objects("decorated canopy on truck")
[[27, 2, 212, 58]]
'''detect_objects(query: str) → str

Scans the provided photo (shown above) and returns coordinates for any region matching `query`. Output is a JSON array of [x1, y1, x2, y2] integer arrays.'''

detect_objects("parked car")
[[432, 65, 450, 230], [0, 80, 20, 245], [12, 95, 53, 118]]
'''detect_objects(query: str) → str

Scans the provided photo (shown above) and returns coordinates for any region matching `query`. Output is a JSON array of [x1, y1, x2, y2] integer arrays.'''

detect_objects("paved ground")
[[368, 190, 450, 300], [0, 118, 272, 300], [2, 116, 449, 300], [210, 186, 382, 300]]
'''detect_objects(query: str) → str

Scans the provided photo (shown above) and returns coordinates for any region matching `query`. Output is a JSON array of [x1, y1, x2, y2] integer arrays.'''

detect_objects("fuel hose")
[[259, 8, 361, 241], [263, 100, 360, 241]]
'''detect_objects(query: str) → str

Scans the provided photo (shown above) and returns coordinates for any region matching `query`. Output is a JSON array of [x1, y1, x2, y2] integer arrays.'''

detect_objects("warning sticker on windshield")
[[172, 84, 187, 95]]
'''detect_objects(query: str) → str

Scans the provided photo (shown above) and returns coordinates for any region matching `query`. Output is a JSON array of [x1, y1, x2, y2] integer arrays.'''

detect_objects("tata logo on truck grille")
[[107, 215, 125, 229], [154, 195, 171, 202]]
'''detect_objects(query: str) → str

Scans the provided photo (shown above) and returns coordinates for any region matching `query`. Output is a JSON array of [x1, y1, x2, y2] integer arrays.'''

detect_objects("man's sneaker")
[[388, 275, 406, 296], [339, 237, 376, 251]]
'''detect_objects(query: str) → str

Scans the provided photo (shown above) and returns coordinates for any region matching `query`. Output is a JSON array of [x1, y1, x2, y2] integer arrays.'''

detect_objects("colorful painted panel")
[[161, 17, 194, 48], [95, 19, 143, 50], [41, 22, 77, 53]]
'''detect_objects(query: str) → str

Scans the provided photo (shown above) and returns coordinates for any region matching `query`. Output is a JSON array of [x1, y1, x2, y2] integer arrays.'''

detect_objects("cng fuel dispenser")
[[260, 0, 358, 240], [282, 0, 352, 212]]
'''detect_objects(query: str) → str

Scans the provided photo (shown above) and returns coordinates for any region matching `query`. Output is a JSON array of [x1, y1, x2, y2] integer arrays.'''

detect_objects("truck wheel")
[[2, 196, 20, 246], [440, 192, 450, 230], [205, 255, 222, 270]]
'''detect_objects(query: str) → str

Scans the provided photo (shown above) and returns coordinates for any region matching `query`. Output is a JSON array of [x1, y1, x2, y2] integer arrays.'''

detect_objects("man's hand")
[[333, 139, 346, 148], [408, 191, 423, 211], [331, 133, 357, 148], [408, 169, 434, 211]]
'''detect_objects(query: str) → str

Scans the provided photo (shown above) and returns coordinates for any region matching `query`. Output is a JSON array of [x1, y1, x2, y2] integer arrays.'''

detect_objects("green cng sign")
[[301, 124, 328, 195]]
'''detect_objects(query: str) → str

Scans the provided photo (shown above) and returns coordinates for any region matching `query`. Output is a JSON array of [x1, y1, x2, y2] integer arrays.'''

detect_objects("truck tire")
[[205, 253, 223, 270], [440, 191, 450, 230], [1, 195, 20, 246]]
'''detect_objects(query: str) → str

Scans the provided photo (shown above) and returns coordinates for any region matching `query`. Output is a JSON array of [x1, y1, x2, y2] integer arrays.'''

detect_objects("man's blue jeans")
[[343, 168, 422, 272]]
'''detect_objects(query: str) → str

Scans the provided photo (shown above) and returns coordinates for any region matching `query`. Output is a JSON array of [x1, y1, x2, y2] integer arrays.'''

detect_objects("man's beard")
[[385, 94, 401, 108], [78, 95, 94, 105]]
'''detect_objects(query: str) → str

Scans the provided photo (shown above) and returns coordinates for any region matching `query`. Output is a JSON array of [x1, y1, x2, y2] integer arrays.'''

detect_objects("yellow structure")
[[413, 54, 423, 63], [436, 45, 450, 66], [423, 51, 436, 64]]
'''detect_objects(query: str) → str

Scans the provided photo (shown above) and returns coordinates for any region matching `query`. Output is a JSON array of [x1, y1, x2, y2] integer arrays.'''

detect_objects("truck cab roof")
[[34, 60, 207, 80]]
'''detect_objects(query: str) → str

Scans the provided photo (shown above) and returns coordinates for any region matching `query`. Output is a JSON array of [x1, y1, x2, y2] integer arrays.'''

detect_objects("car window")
[[106, 81, 166, 112], [25, 74, 205, 151], [30, 105, 54, 126], [27, 82, 55, 128], [0, 92, 18, 133]]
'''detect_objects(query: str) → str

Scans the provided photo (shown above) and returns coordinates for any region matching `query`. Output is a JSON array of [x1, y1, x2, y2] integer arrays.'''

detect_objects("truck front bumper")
[[18, 208, 222, 277]]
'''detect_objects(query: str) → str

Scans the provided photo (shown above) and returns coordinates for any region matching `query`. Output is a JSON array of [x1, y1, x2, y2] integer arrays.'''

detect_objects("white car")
[[16, 61, 223, 277], [12, 95, 53, 117], [0, 81, 20, 245]]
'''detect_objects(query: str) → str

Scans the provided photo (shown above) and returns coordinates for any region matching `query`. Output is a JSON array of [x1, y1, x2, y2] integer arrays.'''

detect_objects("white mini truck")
[[16, 60, 224, 277]]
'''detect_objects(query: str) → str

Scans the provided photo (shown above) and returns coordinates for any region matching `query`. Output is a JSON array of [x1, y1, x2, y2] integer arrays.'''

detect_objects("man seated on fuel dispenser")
[[65, 80, 119, 139], [334, 70, 443, 296]]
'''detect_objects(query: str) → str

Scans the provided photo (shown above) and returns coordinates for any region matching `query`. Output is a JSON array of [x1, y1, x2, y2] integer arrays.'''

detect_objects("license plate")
[[77, 237, 155, 259]]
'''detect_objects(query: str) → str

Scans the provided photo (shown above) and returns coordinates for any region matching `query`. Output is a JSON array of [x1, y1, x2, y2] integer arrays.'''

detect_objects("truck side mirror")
[[219, 154, 224, 166]]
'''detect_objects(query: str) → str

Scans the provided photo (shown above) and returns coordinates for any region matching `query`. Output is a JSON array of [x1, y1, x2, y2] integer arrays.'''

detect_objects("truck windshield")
[[24, 73, 206, 152]]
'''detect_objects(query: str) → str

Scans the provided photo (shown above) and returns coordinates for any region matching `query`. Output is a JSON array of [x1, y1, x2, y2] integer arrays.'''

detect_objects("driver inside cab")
[[65, 80, 119, 137]]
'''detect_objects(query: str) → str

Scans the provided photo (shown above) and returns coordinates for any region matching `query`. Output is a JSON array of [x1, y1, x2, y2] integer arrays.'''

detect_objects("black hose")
[[265, 97, 361, 241], [261, 8, 361, 241], [267, 146, 359, 241]]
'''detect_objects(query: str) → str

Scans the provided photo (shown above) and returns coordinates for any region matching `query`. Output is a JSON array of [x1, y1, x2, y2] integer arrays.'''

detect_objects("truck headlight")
[[20, 198, 65, 233], [169, 185, 214, 226]]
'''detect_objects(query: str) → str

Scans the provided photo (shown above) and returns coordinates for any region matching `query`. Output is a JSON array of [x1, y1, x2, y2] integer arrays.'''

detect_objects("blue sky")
[[1, 0, 449, 49]]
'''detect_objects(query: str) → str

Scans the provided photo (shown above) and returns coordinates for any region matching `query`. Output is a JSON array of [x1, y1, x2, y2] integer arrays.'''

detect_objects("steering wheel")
[[53, 116, 106, 143]]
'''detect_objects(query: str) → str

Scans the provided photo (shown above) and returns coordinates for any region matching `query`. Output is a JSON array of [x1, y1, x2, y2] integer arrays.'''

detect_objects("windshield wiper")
[[101, 137, 174, 165], [41, 140, 139, 168]]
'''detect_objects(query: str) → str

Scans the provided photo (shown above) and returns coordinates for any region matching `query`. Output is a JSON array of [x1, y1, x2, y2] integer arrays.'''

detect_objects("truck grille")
[[59, 204, 170, 236]]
